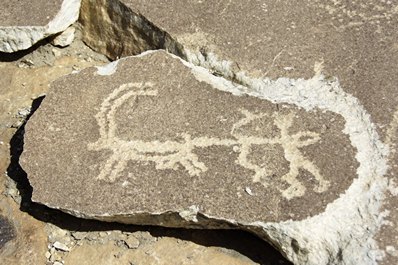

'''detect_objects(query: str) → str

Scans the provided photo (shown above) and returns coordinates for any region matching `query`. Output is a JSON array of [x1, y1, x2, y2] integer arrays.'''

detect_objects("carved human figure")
[[88, 83, 330, 199]]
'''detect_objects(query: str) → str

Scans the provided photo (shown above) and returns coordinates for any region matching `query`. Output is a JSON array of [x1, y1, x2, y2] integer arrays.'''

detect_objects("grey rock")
[[53, 241, 70, 252], [77, 1, 398, 264], [0, 0, 80, 52], [21, 49, 381, 265], [52, 27, 75, 47], [19, 0, 398, 264], [123, 236, 140, 249]]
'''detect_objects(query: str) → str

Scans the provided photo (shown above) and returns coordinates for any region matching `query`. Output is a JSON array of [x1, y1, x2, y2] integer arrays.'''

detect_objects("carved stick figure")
[[89, 83, 330, 199], [231, 110, 330, 199], [273, 113, 330, 199]]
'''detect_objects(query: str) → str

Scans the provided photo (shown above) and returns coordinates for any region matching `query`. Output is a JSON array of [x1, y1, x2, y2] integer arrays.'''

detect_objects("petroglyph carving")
[[231, 110, 330, 198], [88, 83, 330, 199]]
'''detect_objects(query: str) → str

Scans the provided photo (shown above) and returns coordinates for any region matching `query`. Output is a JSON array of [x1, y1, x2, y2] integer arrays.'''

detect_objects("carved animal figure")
[[88, 82, 330, 199]]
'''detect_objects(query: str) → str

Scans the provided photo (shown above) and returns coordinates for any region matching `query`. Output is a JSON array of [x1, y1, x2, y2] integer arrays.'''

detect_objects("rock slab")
[[21, 50, 385, 265]]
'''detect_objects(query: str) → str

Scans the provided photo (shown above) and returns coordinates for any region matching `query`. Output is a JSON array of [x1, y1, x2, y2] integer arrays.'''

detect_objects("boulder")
[[21, 49, 390, 264], [0, 0, 80, 52]]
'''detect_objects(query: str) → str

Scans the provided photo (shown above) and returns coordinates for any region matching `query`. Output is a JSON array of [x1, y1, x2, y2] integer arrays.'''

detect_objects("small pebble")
[[49, 253, 56, 263], [53, 241, 70, 252], [245, 187, 254, 196], [386, 246, 398, 257], [52, 48, 62, 57], [50, 251, 63, 263], [21, 59, 34, 66], [124, 236, 140, 249], [17, 107, 31, 118], [71, 231, 87, 240]]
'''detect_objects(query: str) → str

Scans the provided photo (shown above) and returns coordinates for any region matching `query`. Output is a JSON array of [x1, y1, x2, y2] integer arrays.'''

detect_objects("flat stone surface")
[[0, 0, 62, 27], [21, 51, 357, 224], [0, 0, 80, 52], [19, 48, 387, 265]]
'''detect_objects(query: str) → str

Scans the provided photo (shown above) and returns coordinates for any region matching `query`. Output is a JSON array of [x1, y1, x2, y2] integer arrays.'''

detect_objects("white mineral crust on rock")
[[0, 0, 81, 52], [51, 26, 75, 47]]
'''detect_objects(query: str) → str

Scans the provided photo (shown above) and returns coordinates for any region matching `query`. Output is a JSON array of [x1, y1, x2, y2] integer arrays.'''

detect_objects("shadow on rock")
[[6, 97, 292, 265], [0, 215, 16, 249], [0, 38, 53, 62]]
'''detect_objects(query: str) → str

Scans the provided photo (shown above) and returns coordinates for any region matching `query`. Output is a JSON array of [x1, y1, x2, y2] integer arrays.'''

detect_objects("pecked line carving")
[[88, 82, 330, 199]]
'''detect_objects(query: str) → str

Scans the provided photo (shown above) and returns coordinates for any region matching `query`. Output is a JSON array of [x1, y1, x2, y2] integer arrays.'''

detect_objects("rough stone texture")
[[52, 26, 75, 47], [0, 215, 15, 248], [78, 1, 398, 264], [79, 0, 398, 144], [0, 196, 48, 264], [0, 0, 81, 52], [79, 0, 186, 60], [22, 51, 356, 222], [20, 48, 384, 265], [64, 237, 257, 265]]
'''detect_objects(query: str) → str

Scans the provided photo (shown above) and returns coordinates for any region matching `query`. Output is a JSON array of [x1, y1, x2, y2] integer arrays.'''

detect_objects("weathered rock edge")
[[0, 0, 81, 52], [77, 1, 390, 264], [79, 0, 186, 61]]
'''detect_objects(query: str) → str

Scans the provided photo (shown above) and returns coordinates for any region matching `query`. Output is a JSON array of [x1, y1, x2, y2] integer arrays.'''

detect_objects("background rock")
[[0, 0, 81, 52], [78, 2, 398, 263]]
